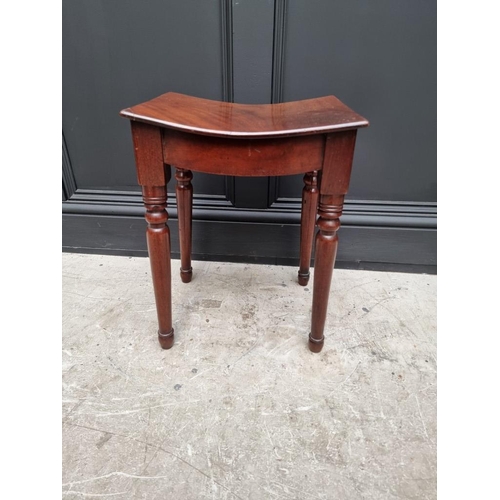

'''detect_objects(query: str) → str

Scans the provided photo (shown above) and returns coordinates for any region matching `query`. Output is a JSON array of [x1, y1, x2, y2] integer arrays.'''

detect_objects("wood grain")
[[163, 129, 324, 177], [121, 92, 368, 139], [130, 122, 166, 186], [320, 131, 358, 195]]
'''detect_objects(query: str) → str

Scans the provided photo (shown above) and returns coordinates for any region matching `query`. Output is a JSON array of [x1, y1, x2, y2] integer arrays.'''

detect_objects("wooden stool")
[[120, 93, 368, 352]]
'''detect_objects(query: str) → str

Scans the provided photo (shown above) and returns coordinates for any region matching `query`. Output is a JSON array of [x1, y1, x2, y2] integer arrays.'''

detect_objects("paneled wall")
[[63, 0, 436, 272]]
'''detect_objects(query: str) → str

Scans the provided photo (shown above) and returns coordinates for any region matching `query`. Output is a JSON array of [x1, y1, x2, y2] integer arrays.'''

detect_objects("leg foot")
[[158, 328, 175, 349], [308, 334, 324, 353], [298, 271, 310, 286], [180, 267, 193, 283]]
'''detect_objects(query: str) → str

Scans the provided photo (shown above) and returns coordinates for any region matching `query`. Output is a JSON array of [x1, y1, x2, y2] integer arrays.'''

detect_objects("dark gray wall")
[[63, 0, 436, 272], [278, 0, 436, 203], [62, 0, 226, 196]]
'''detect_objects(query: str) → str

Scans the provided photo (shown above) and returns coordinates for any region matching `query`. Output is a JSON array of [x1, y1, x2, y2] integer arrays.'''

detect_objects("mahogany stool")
[[120, 93, 368, 352]]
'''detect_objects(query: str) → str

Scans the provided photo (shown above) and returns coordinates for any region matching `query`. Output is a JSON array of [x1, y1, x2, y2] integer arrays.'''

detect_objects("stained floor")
[[62, 254, 437, 499]]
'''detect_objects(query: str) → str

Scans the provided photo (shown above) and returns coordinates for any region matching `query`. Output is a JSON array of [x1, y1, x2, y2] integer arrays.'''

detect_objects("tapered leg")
[[309, 196, 343, 353], [143, 185, 174, 349], [175, 168, 193, 283], [298, 170, 319, 286]]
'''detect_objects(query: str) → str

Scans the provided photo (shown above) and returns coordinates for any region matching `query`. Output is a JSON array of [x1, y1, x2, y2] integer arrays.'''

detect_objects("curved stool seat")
[[120, 92, 368, 353], [120, 92, 368, 138]]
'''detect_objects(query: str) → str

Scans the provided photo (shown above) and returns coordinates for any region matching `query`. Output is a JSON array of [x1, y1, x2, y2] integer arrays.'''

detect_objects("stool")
[[120, 92, 368, 352]]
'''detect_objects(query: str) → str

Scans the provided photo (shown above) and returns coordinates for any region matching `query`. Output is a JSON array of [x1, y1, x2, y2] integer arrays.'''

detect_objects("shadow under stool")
[[120, 92, 368, 352]]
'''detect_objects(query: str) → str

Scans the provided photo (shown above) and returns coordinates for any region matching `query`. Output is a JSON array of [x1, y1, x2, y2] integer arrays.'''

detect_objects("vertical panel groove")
[[271, 0, 287, 104], [270, 0, 288, 203], [221, 0, 234, 103], [221, 0, 235, 204]]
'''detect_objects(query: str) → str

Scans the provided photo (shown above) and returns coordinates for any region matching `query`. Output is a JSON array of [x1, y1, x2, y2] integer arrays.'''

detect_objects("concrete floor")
[[62, 254, 436, 500]]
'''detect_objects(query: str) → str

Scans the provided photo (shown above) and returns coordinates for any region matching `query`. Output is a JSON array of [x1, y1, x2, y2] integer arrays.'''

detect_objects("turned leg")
[[309, 196, 343, 353], [298, 170, 319, 286], [143, 185, 174, 349], [175, 168, 193, 283]]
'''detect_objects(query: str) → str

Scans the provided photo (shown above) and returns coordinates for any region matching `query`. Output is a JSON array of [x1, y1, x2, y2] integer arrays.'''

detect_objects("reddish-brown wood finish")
[[130, 122, 165, 185], [121, 92, 368, 139], [309, 131, 358, 353], [121, 93, 368, 352], [142, 185, 174, 349], [309, 197, 342, 353], [175, 168, 193, 283], [163, 129, 324, 177], [130, 121, 174, 349], [298, 171, 319, 286]]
